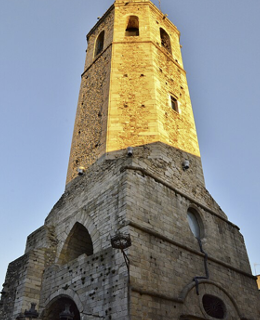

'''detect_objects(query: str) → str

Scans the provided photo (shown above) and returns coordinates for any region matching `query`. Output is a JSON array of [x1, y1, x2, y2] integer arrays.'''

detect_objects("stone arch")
[[55, 210, 102, 264], [125, 15, 139, 36], [58, 222, 93, 265], [42, 290, 83, 320], [160, 27, 172, 54], [94, 30, 105, 57], [179, 280, 242, 319]]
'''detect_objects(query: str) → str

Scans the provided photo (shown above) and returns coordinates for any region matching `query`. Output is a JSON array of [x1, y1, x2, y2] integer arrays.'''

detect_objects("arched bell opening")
[[94, 30, 105, 57], [125, 15, 139, 36], [160, 28, 172, 54], [42, 296, 80, 320]]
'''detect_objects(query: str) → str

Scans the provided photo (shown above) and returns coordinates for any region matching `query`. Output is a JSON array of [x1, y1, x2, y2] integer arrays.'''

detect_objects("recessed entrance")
[[43, 296, 80, 320]]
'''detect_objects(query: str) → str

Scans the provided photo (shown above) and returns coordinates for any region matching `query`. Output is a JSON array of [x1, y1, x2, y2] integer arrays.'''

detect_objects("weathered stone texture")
[[123, 159, 258, 318], [40, 249, 128, 320], [1, 146, 260, 319], [25, 225, 57, 256], [66, 0, 201, 185], [0, 250, 45, 320], [66, 8, 114, 184], [107, 1, 200, 158], [1, 1, 260, 319], [0, 255, 28, 320]]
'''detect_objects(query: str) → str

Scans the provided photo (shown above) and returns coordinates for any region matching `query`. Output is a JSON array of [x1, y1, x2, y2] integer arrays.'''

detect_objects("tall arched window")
[[125, 16, 139, 36], [160, 28, 172, 54], [94, 30, 105, 57], [187, 208, 204, 239]]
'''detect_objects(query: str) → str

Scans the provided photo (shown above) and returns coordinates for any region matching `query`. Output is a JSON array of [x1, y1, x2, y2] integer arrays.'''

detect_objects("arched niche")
[[160, 28, 172, 54], [58, 222, 93, 265], [94, 30, 105, 57], [125, 16, 139, 36]]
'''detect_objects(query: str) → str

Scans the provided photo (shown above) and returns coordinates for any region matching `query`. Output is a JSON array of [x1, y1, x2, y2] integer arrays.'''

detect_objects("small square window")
[[170, 95, 178, 112]]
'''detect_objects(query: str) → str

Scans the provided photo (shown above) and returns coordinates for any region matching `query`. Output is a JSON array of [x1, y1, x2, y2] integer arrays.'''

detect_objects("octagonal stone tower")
[[66, 0, 202, 185], [1, 1, 259, 320]]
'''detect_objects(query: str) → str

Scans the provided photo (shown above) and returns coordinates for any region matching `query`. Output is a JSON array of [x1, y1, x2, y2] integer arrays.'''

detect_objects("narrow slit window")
[[187, 210, 200, 239], [94, 31, 105, 57], [160, 28, 172, 54], [187, 208, 204, 240], [170, 95, 179, 112], [125, 16, 139, 36]]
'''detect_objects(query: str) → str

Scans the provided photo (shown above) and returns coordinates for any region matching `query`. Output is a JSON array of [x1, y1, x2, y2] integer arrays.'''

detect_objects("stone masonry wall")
[[1, 156, 131, 320], [0, 249, 46, 320], [66, 8, 115, 184], [48, 157, 130, 260], [13, 249, 45, 318], [41, 158, 132, 319], [107, 2, 160, 152], [124, 160, 251, 271], [40, 248, 128, 320], [2, 2, 259, 319], [149, 4, 200, 158], [2, 148, 259, 319], [123, 161, 259, 319], [25, 226, 47, 253], [25, 225, 57, 257], [106, 1, 201, 161], [67, 1, 204, 186], [0, 254, 29, 320], [106, 143, 207, 207], [85, 6, 114, 71], [63, 150, 259, 318]]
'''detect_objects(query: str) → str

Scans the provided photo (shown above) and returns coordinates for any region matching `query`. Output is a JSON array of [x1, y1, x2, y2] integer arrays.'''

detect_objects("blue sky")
[[1, 0, 260, 288]]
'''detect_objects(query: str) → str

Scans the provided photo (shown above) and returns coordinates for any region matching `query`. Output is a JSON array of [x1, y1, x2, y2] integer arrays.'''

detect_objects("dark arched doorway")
[[43, 296, 80, 320]]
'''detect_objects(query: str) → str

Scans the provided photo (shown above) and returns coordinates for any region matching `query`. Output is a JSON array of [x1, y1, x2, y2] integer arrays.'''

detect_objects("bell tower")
[[66, 0, 202, 185], [1, 1, 259, 320]]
